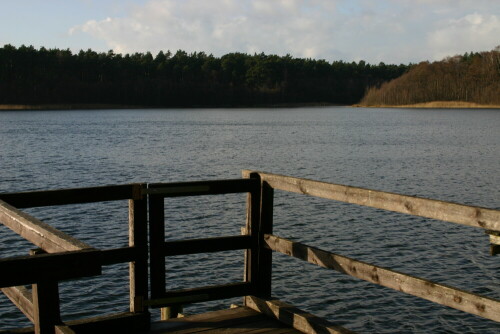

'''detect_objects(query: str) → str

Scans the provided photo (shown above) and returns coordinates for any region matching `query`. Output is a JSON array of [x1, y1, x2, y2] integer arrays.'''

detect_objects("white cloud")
[[69, 0, 345, 58], [69, 0, 500, 63], [428, 13, 500, 60]]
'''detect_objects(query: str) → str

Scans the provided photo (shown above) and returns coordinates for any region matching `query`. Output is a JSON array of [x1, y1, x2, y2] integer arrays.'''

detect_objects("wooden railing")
[[0, 184, 149, 334], [0, 172, 499, 333], [146, 179, 259, 318], [242, 170, 500, 323]]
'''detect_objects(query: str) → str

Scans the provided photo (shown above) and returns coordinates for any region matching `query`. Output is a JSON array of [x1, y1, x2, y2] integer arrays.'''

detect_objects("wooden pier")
[[0, 171, 499, 333]]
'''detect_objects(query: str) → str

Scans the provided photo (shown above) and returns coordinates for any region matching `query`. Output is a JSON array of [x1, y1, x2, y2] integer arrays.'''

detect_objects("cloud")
[[428, 13, 500, 59], [69, 0, 347, 59], [69, 0, 500, 64]]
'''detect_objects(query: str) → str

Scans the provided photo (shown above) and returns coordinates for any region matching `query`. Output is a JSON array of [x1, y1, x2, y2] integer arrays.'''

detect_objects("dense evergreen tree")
[[0, 44, 408, 107]]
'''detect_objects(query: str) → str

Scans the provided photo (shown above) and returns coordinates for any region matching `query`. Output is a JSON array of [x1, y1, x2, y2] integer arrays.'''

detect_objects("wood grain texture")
[[151, 306, 302, 334], [1, 286, 34, 323], [0, 199, 91, 253], [243, 171, 500, 231], [244, 296, 354, 334], [265, 234, 500, 322], [129, 191, 149, 314]]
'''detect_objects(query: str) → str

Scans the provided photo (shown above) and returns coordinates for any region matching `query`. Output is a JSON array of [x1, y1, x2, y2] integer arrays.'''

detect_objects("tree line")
[[0, 44, 409, 107], [360, 47, 500, 106]]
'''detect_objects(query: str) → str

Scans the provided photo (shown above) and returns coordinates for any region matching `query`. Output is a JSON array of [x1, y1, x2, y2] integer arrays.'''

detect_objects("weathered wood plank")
[[0, 184, 140, 208], [243, 172, 261, 303], [257, 182, 274, 298], [54, 325, 76, 334], [243, 171, 500, 231], [265, 234, 500, 322], [1, 286, 34, 323], [163, 235, 254, 256], [32, 280, 61, 334], [487, 230, 500, 244], [147, 282, 254, 308], [161, 305, 183, 320], [0, 199, 91, 253], [149, 195, 166, 299], [0, 313, 148, 334], [147, 178, 259, 197], [0, 249, 102, 288], [63, 312, 150, 333], [98, 247, 137, 265], [129, 192, 149, 314], [245, 296, 354, 334], [151, 307, 270, 333], [487, 231, 500, 255]]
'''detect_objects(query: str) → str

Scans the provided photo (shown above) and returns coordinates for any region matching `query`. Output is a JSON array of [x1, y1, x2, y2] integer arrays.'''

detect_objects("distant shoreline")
[[0, 104, 146, 111], [0, 102, 342, 110], [353, 101, 500, 109], [2, 101, 500, 110]]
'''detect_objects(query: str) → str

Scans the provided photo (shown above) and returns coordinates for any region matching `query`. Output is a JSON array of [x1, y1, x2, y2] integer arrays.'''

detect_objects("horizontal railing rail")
[[146, 178, 259, 197], [146, 282, 255, 307], [0, 199, 92, 253], [244, 170, 500, 231], [0, 184, 141, 209], [163, 235, 255, 256], [0, 249, 102, 288], [264, 233, 500, 322]]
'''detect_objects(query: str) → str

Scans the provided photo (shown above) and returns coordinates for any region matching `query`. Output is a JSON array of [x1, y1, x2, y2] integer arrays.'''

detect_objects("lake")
[[0, 107, 499, 333]]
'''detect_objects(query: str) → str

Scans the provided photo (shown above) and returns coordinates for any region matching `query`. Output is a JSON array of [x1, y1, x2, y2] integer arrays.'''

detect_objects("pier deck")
[[150, 306, 301, 334]]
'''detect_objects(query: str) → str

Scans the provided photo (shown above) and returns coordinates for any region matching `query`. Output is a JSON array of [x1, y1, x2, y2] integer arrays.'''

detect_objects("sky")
[[0, 0, 499, 64]]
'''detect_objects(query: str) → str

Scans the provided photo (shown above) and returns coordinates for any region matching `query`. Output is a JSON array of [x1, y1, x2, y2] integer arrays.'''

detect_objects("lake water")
[[0, 107, 499, 333]]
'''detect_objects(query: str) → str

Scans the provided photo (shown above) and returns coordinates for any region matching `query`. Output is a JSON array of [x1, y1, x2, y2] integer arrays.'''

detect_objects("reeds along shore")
[[354, 101, 500, 108]]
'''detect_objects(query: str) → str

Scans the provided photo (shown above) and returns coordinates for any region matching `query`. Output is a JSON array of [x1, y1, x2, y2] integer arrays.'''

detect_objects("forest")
[[0, 44, 408, 107], [360, 47, 500, 106]]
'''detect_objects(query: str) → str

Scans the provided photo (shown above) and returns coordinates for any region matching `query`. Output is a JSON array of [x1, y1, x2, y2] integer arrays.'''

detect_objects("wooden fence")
[[241, 170, 500, 323], [0, 171, 498, 333], [0, 184, 149, 333]]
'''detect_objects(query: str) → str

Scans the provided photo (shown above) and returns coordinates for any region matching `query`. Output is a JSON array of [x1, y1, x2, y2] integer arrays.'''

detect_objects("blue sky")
[[1, 0, 498, 64]]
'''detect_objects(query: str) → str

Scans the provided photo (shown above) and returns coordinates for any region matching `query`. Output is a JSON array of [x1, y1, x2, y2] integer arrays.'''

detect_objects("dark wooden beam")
[[146, 282, 254, 308], [147, 178, 259, 197], [0, 249, 102, 288], [163, 235, 254, 256], [0, 184, 140, 208]]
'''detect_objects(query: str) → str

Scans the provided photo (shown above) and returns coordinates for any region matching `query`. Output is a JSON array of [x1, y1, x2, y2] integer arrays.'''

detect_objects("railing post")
[[257, 180, 274, 298], [243, 172, 261, 300], [243, 172, 273, 301], [148, 192, 169, 318], [30, 249, 61, 334], [129, 184, 149, 316], [161, 305, 183, 320]]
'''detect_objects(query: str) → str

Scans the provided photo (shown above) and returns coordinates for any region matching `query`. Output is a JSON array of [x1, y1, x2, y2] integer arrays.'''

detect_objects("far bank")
[[353, 101, 500, 109], [0, 102, 343, 111]]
